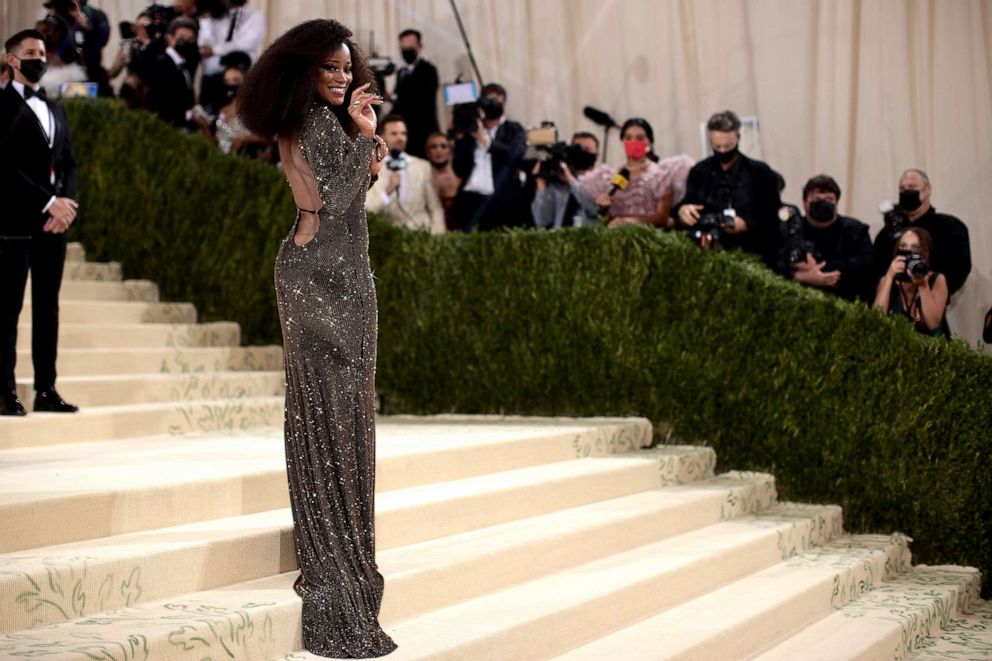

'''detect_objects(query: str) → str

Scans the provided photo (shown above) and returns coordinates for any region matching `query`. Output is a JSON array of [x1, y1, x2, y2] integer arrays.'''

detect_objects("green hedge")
[[66, 99, 992, 594]]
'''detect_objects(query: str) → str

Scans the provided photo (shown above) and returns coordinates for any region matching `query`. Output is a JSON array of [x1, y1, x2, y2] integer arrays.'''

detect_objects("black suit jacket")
[[147, 53, 196, 128], [0, 84, 78, 237], [392, 59, 440, 140]]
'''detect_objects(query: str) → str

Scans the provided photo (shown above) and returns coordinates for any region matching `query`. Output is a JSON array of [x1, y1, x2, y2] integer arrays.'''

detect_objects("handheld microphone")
[[598, 167, 630, 215], [583, 106, 617, 128]]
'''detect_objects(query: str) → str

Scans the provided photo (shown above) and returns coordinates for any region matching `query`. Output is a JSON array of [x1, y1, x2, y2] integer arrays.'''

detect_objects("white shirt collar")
[[165, 46, 185, 67]]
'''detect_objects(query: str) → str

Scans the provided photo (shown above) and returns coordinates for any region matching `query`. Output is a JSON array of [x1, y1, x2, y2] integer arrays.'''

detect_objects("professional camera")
[[895, 250, 928, 282], [452, 95, 503, 135], [368, 55, 396, 78], [119, 4, 173, 43], [687, 209, 736, 250], [878, 200, 909, 231], [778, 204, 820, 265], [526, 123, 597, 182]]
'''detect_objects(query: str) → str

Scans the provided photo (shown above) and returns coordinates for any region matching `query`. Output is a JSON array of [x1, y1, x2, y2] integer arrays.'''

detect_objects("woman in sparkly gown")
[[239, 20, 396, 658]]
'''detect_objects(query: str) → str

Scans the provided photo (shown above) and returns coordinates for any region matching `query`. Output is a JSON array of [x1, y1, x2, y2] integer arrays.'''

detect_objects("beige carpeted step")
[[555, 533, 912, 661], [909, 594, 992, 660], [15, 321, 240, 350], [755, 565, 983, 661], [15, 371, 285, 407], [0, 504, 842, 661], [23, 279, 159, 302], [21, 300, 196, 324], [61, 260, 122, 281], [14, 345, 283, 377], [0, 471, 770, 635], [0, 395, 283, 449], [0, 419, 666, 552]]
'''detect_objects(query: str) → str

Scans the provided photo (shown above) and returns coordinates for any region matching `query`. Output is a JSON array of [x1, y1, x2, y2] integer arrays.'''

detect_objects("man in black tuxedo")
[[146, 17, 199, 128], [0, 29, 80, 415], [389, 29, 439, 158], [451, 83, 531, 231]]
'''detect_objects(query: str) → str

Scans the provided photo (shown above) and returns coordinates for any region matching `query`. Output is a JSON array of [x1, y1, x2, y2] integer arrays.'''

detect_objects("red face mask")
[[623, 140, 649, 160]]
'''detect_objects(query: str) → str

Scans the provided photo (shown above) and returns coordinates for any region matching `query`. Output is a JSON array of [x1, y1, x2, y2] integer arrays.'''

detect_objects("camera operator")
[[451, 82, 530, 231], [366, 114, 445, 234], [34, 15, 86, 98], [871, 169, 971, 300], [774, 175, 873, 301], [109, 6, 170, 109], [675, 110, 782, 262], [531, 132, 599, 229], [873, 227, 949, 337]]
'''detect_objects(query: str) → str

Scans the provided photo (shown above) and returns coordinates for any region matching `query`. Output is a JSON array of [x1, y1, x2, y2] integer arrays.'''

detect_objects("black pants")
[[0, 233, 67, 393]]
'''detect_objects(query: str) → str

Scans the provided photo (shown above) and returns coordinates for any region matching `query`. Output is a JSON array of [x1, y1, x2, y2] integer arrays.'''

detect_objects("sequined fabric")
[[274, 101, 397, 658]]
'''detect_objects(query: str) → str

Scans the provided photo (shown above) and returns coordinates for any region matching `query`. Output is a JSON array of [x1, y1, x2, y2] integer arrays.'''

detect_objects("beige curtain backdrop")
[[4, 0, 991, 348]]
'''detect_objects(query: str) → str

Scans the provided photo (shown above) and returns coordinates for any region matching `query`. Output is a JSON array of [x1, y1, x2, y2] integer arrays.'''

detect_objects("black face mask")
[[400, 48, 417, 65], [222, 84, 240, 101], [568, 148, 598, 172], [15, 56, 48, 84], [899, 189, 923, 212], [714, 145, 738, 164], [808, 199, 836, 222], [173, 38, 198, 63]]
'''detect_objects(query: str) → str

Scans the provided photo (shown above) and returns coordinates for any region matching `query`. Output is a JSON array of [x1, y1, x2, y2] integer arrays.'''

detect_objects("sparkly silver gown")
[[274, 100, 397, 658]]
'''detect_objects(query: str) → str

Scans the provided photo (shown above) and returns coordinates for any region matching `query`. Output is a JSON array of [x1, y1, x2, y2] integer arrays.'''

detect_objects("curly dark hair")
[[238, 19, 377, 139]]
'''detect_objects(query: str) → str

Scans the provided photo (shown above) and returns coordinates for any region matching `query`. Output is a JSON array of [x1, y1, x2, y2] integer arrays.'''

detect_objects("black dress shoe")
[[33, 388, 79, 413], [0, 391, 27, 416]]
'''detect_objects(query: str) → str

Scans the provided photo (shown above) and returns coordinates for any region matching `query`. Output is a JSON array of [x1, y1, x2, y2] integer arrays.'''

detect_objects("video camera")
[[526, 122, 597, 183], [118, 4, 173, 43], [778, 204, 821, 265]]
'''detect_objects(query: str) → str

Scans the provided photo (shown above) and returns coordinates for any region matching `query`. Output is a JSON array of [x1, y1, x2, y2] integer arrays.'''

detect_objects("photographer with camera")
[[530, 131, 599, 229], [774, 175, 873, 300], [451, 82, 530, 231], [676, 110, 781, 261], [873, 227, 949, 337], [197, 0, 265, 113], [579, 118, 693, 229], [871, 169, 971, 301], [108, 6, 171, 109], [366, 114, 445, 234]]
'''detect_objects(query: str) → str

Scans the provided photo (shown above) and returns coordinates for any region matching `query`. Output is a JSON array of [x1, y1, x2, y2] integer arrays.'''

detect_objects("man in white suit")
[[366, 114, 445, 234]]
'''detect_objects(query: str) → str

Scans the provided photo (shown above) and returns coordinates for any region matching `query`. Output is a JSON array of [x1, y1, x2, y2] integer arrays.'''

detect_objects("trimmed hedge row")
[[66, 99, 992, 594]]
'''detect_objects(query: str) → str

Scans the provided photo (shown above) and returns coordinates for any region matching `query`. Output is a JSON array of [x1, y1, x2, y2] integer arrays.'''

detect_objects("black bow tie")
[[24, 86, 47, 101]]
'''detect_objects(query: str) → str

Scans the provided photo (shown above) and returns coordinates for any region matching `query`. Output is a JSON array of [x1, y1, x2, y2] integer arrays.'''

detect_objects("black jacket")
[[676, 153, 782, 263], [775, 215, 874, 301], [146, 51, 196, 128], [452, 119, 527, 206], [871, 205, 971, 298], [0, 84, 78, 237], [391, 59, 440, 156]]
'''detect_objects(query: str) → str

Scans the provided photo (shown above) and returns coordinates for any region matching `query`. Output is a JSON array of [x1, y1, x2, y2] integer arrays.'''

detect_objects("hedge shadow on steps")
[[65, 98, 992, 595]]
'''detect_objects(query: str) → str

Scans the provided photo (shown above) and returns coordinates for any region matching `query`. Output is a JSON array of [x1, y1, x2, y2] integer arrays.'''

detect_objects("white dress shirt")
[[198, 7, 267, 76], [12, 80, 56, 212], [462, 118, 504, 196]]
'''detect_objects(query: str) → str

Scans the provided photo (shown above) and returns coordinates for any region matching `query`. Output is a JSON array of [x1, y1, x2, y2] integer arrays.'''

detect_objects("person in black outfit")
[[451, 82, 530, 231], [0, 29, 80, 416], [871, 168, 971, 300], [774, 175, 874, 301], [146, 17, 199, 129], [675, 110, 782, 264], [388, 29, 439, 158]]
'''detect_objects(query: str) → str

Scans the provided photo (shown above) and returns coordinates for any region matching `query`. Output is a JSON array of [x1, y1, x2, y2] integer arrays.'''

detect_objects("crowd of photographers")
[[1, 8, 981, 340]]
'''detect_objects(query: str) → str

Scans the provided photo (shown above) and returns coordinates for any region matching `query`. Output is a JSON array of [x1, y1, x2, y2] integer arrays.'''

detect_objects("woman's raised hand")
[[348, 83, 383, 139]]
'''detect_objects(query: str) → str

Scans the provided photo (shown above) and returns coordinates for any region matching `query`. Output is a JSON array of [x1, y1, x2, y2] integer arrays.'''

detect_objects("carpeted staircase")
[[0, 244, 988, 660]]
